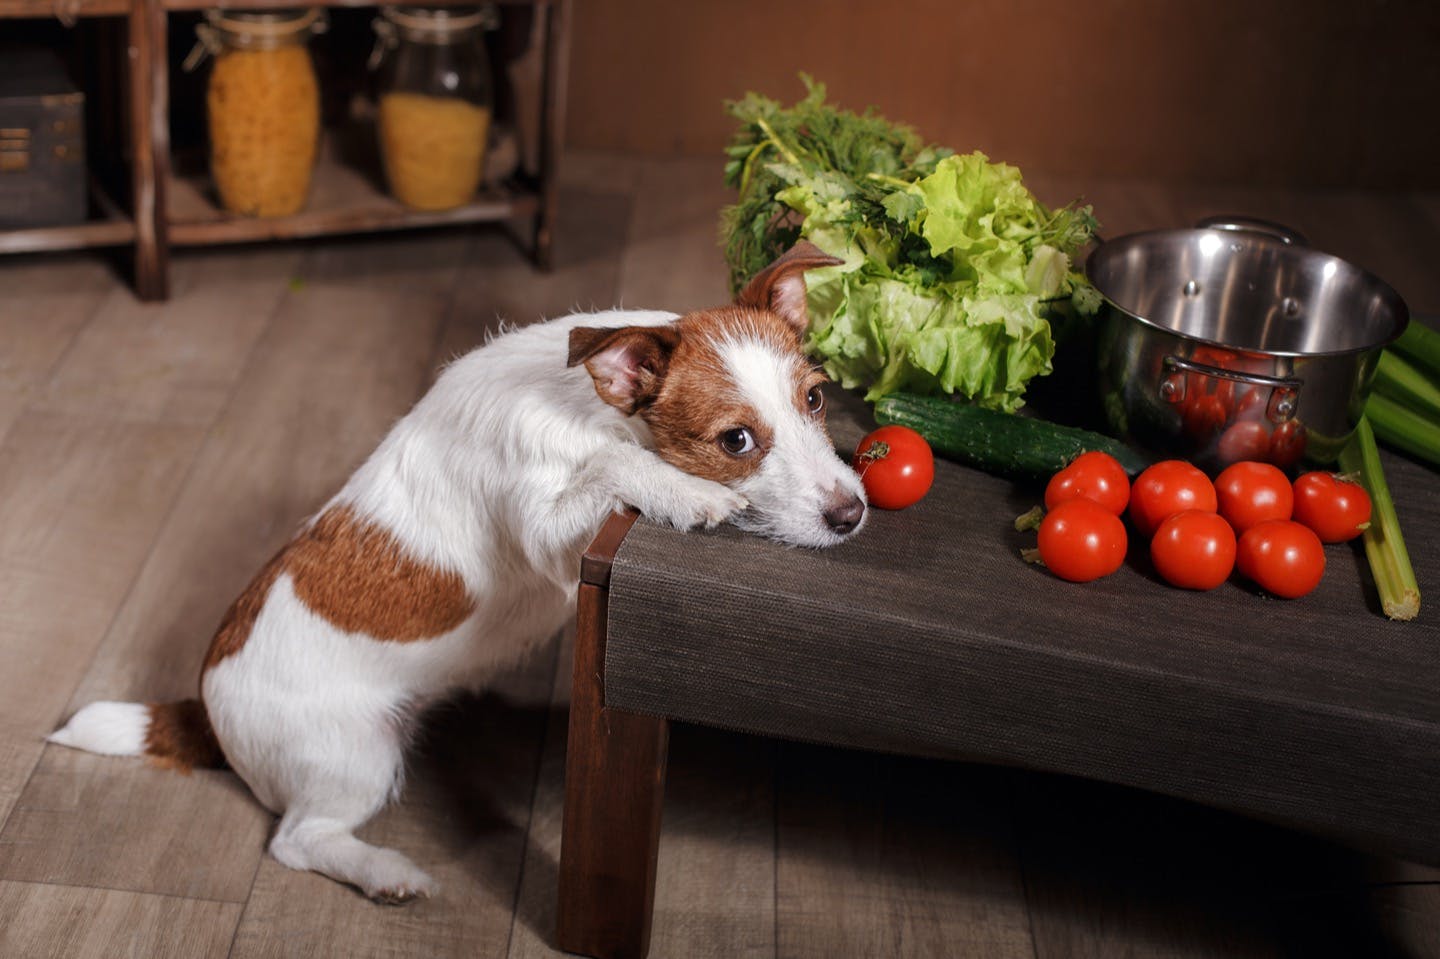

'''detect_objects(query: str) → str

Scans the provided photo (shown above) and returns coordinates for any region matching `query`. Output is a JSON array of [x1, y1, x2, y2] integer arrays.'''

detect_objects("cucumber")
[[873, 392, 1151, 479]]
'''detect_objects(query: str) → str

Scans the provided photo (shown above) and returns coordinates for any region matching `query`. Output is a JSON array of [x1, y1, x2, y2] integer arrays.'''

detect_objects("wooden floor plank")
[[617, 156, 732, 313], [648, 726, 777, 959], [0, 879, 242, 959], [0, 748, 270, 903], [0, 253, 114, 446], [2, 284, 452, 904], [33, 248, 300, 427], [776, 746, 1034, 959], [504, 627, 575, 959], [437, 182, 635, 366], [553, 150, 646, 199], [298, 226, 477, 295], [0, 413, 207, 828]]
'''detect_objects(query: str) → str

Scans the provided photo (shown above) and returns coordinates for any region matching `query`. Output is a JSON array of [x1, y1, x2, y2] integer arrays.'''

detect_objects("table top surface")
[[605, 386, 1440, 728]]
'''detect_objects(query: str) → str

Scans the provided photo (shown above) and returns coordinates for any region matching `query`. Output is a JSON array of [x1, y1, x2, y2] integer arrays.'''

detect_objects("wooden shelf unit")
[[0, 4, 148, 275], [0, 0, 570, 300]]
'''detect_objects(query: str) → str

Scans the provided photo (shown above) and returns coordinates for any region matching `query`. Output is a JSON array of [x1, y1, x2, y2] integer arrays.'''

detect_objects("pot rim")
[[1085, 226, 1411, 360]]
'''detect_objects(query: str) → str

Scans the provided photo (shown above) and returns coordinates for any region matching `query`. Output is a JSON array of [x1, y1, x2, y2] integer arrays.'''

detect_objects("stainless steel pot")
[[1088, 216, 1409, 470]]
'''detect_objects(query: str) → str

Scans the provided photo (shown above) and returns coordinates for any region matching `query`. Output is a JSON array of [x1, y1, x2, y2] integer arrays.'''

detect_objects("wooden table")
[[555, 389, 1440, 959]]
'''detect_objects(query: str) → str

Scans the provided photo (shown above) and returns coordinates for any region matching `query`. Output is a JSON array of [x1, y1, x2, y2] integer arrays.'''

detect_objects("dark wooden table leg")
[[558, 512, 668, 959]]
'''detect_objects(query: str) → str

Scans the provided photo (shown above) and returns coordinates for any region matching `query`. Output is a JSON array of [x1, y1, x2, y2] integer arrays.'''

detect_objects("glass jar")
[[189, 9, 325, 218], [371, 6, 496, 211]]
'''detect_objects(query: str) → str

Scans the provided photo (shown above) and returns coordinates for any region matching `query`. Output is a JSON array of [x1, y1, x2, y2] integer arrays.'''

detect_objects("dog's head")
[[567, 243, 866, 547]]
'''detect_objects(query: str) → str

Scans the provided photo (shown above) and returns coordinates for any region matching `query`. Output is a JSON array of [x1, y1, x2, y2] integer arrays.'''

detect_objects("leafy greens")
[[721, 76, 1101, 411]]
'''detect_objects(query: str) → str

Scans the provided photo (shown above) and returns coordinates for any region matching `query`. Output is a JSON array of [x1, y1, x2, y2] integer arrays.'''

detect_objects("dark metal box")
[[0, 49, 86, 229]]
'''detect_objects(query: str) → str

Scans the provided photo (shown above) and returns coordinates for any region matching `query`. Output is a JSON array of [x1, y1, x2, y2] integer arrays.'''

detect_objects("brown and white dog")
[[48, 243, 866, 902]]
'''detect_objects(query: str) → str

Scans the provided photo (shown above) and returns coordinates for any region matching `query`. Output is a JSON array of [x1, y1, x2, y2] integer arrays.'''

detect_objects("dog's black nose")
[[823, 495, 866, 535]]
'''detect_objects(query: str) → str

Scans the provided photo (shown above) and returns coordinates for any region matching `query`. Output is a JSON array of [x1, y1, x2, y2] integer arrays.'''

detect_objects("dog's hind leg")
[[262, 737, 434, 904], [270, 810, 436, 904], [258, 722, 437, 903]]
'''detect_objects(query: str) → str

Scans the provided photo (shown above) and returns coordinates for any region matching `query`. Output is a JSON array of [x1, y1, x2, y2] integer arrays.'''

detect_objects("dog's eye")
[[805, 386, 825, 414], [718, 428, 757, 456]]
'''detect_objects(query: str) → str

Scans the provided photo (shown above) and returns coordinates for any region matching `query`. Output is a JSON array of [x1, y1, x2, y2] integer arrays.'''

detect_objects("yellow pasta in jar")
[[207, 45, 319, 218], [378, 92, 490, 211]]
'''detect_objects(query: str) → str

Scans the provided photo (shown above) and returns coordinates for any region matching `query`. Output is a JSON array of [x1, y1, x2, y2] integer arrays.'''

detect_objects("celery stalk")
[[1337, 418, 1420, 621], [1366, 391, 1440, 471], [1391, 320, 1440, 380], [1375, 350, 1440, 422]]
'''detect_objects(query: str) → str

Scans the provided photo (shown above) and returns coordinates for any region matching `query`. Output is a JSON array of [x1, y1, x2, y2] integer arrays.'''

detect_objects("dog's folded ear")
[[736, 241, 844, 338], [567, 325, 682, 415]]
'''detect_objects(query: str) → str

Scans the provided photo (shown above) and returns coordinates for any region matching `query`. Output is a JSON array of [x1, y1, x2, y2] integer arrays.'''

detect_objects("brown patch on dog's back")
[[287, 506, 475, 640], [204, 549, 287, 670], [202, 506, 475, 671]]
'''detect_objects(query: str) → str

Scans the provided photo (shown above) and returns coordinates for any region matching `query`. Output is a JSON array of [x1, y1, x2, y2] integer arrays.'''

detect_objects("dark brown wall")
[[565, 0, 1439, 188]]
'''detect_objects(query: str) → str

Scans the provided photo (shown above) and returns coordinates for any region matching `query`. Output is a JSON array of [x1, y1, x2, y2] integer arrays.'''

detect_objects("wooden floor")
[[1, 153, 1439, 958]]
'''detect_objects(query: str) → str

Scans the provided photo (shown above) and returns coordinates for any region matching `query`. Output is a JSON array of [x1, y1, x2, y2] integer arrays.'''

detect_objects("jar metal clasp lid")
[[368, 4, 500, 69], [183, 8, 329, 72]]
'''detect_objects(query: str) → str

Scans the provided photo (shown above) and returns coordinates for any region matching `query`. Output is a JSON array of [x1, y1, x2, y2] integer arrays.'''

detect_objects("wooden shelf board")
[[167, 145, 539, 245], [0, 176, 135, 254], [0, 0, 127, 18], [0, 216, 135, 253]]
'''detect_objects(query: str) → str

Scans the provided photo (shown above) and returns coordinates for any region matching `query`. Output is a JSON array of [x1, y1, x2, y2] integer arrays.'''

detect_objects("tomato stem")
[[1014, 505, 1045, 532], [1020, 547, 1044, 566], [856, 440, 891, 464]]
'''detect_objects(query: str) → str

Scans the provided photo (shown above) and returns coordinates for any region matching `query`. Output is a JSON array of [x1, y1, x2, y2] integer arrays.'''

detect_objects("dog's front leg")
[[555, 444, 747, 543]]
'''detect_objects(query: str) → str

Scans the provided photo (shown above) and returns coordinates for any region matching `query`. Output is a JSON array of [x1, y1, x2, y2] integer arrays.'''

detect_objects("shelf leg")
[[130, 0, 170, 301], [533, 0, 571, 273]]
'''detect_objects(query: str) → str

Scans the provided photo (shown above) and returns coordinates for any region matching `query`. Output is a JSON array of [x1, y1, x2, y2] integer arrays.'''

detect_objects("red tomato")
[[1291, 471, 1372, 543], [852, 426, 935, 510], [1236, 520, 1326, 599], [1215, 461, 1294, 534], [1044, 450, 1131, 515], [1037, 498, 1128, 583], [1150, 510, 1237, 590], [1128, 460, 1218, 538], [1216, 421, 1271, 463]]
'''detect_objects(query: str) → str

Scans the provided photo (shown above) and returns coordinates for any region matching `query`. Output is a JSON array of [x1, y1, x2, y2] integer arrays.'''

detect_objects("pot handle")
[[1194, 215, 1307, 247], [1160, 355, 1303, 422]]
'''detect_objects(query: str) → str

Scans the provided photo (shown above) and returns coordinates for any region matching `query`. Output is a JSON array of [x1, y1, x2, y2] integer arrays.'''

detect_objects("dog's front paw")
[[695, 485, 749, 529], [645, 478, 748, 532]]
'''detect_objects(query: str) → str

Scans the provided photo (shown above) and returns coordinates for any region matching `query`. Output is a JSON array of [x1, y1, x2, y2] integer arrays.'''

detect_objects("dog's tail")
[[48, 699, 226, 772]]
